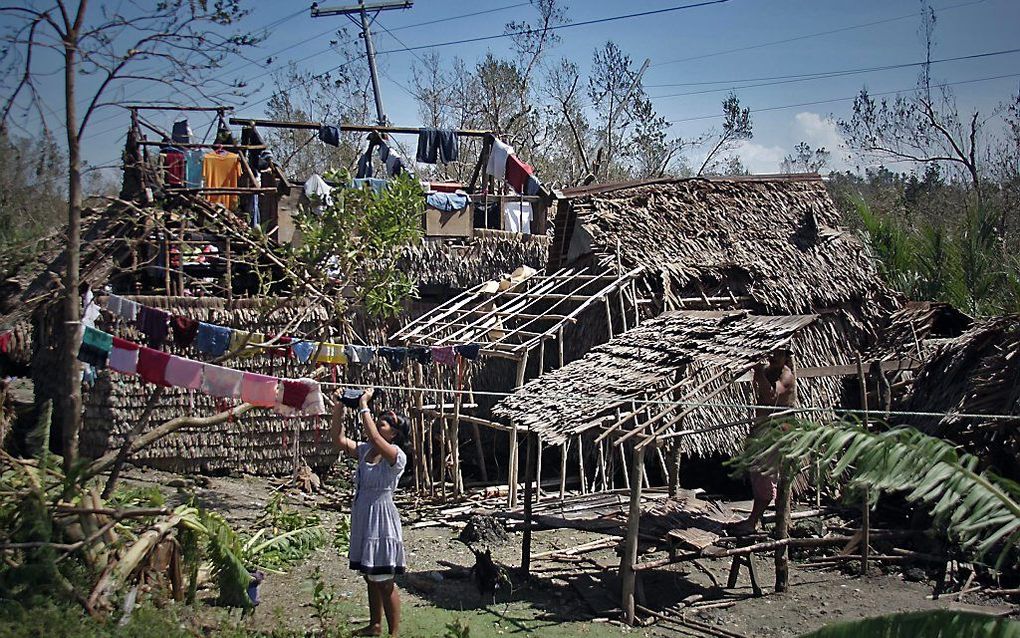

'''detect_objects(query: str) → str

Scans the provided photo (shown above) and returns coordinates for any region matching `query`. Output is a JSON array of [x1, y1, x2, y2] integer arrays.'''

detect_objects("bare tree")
[[698, 92, 753, 176], [837, 4, 982, 199], [0, 1, 254, 469], [264, 57, 371, 179], [781, 142, 831, 174]]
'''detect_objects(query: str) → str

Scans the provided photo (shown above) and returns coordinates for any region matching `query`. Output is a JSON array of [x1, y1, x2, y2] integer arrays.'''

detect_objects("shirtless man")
[[731, 350, 796, 536]]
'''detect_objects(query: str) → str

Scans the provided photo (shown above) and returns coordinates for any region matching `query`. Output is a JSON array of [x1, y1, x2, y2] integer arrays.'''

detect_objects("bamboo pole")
[[522, 432, 536, 573], [621, 446, 645, 625]]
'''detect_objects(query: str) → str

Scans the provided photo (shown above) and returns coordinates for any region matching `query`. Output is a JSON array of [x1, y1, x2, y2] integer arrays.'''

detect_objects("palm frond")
[[202, 511, 252, 608], [740, 420, 1020, 566]]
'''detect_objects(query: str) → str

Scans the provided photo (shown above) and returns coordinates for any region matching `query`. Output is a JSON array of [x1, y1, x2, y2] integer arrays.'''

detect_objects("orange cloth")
[[202, 152, 241, 208]]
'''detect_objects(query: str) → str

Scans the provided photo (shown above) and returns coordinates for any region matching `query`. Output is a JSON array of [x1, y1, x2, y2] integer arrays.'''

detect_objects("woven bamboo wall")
[[80, 298, 342, 475]]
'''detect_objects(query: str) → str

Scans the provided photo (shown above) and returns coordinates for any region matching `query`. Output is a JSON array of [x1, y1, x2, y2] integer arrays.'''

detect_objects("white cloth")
[[485, 138, 514, 178], [82, 289, 101, 330], [303, 174, 333, 209], [109, 345, 138, 375], [201, 363, 243, 399], [502, 201, 533, 234]]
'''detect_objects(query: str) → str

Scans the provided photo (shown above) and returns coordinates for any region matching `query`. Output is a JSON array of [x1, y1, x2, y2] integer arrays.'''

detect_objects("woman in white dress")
[[331, 388, 409, 636]]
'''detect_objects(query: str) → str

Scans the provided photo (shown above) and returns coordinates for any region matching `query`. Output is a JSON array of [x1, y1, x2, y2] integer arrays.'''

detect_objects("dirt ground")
[[118, 466, 1017, 637]]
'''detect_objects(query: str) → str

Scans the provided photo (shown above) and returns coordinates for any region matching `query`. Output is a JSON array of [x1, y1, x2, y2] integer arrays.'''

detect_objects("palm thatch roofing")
[[394, 230, 550, 292], [902, 314, 1020, 477], [492, 309, 855, 456], [868, 300, 973, 361], [551, 174, 898, 325]]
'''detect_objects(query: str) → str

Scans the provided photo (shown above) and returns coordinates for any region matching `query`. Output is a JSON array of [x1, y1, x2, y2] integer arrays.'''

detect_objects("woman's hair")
[[378, 410, 410, 447]]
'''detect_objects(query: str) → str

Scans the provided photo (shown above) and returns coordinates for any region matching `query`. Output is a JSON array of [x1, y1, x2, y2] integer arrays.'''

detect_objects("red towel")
[[504, 155, 534, 194], [0, 331, 11, 353], [137, 347, 171, 386], [280, 379, 311, 408], [164, 150, 185, 186], [171, 316, 199, 347]]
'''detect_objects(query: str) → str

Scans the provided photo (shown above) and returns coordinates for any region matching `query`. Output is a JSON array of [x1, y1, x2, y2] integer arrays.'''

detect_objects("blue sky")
[[6, 0, 1020, 176]]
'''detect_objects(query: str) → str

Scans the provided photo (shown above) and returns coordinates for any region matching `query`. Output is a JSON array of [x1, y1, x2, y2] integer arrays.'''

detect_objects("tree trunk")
[[62, 33, 83, 471]]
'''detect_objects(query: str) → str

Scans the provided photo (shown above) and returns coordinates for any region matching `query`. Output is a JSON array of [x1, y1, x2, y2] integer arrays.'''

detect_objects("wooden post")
[[162, 235, 171, 294], [452, 359, 464, 495], [597, 439, 608, 492], [774, 470, 792, 593], [773, 351, 800, 593], [856, 352, 871, 577], [604, 296, 614, 340], [437, 372, 447, 502], [666, 446, 679, 497], [559, 440, 569, 500], [621, 446, 645, 625], [618, 289, 628, 332], [522, 432, 536, 573], [225, 238, 233, 301], [508, 352, 529, 508], [577, 435, 587, 495], [535, 436, 543, 500], [557, 326, 565, 369]]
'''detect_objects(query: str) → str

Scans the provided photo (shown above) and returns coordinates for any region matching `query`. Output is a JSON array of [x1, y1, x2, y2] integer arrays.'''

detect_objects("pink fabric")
[[241, 372, 279, 407], [274, 378, 325, 416], [164, 355, 203, 390]]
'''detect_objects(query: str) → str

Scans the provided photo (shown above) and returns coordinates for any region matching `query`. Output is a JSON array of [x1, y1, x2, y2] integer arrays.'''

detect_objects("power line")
[[649, 0, 992, 68], [646, 47, 1020, 99], [656, 71, 1020, 125], [367, 0, 733, 58], [233, 0, 734, 118]]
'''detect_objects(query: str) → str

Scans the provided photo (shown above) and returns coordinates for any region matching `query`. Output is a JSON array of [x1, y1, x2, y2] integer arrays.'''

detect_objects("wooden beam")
[[229, 117, 493, 137]]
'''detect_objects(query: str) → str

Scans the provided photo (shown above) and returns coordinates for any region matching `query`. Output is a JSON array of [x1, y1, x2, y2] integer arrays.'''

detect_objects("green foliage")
[[842, 186, 1017, 316], [332, 514, 351, 555], [307, 565, 348, 637], [106, 484, 166, 510], [203, 510, 254, 609], [444, 619, 472, 638], [247, 494, 325, 570], [798, 609, 1020, 638], [289, 170, 422, 318], [735, 419, 1020, 567]]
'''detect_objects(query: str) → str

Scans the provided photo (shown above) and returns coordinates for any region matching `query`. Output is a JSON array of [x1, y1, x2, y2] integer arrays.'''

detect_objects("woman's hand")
[[331, 391, 358, 459], [359, 387, 375, 407]]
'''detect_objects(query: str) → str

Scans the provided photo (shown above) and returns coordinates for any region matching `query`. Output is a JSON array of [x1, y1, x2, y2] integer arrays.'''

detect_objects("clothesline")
[[78, 325, 327, 418], [101, 293, 482, 371]]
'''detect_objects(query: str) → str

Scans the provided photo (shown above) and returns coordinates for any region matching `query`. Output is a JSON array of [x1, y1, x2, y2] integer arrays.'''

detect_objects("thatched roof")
[[868, 301, 973, 361], [902, 314, 1020, 477], [492, 309, 855, 455], [551, 175, 898, 324], [0, 206, 130, 329], [394, 229, 549, 292]]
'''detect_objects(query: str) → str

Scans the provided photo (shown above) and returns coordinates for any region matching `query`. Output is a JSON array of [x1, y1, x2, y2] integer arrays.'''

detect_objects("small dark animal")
[[469, 548, 506, 603]]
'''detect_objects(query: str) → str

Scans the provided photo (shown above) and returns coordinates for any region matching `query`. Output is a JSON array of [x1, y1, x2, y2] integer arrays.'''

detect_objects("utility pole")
[[310, 1, 413, 126]]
